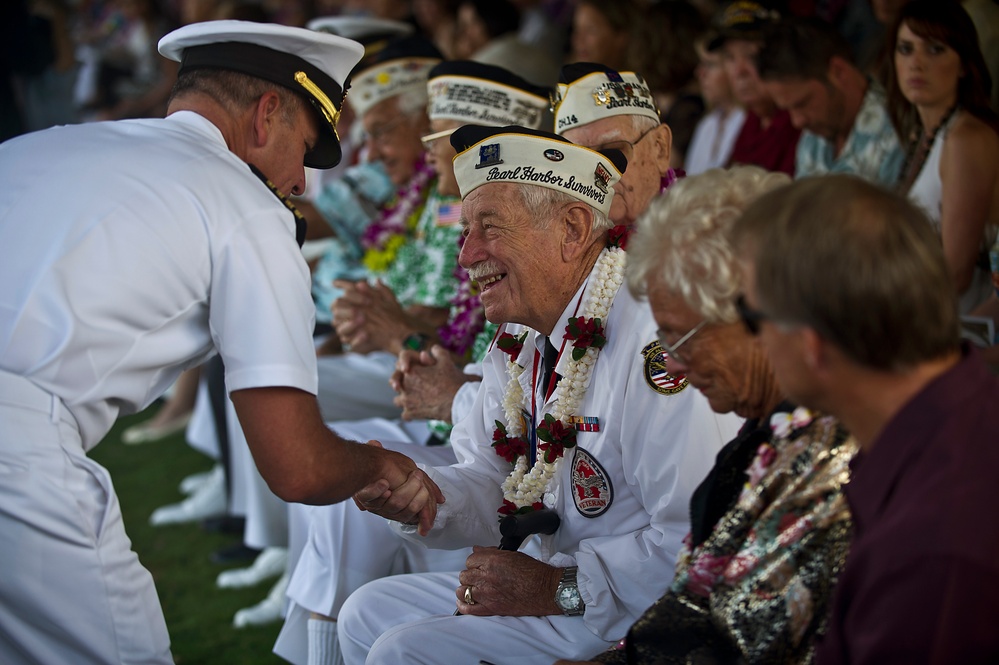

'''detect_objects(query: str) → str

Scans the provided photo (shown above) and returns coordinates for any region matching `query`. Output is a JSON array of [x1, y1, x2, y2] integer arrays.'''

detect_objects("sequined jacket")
[[596, 405, 857, 664]]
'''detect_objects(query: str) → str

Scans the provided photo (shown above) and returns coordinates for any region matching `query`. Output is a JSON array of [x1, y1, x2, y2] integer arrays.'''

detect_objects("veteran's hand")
[[333, 279, 415, 354], [331, 280, 368, 348], [353, 440, 444, 536], [455, 546, 562, 616], [392, 345, 475, 421]]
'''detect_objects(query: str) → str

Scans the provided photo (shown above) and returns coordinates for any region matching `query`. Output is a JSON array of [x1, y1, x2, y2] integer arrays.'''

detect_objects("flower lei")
[[361, 157, 435, 272], [493, 238, 627, 518], [437, 234, 487, 359]]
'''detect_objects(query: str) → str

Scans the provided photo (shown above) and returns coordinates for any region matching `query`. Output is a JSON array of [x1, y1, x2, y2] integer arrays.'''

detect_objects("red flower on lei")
[[607, 224, 632, 250], [565, 316, 607, 361], [495, 331, 525, 359], [537, 413, 577, 463], [492, 420, 528, 464]]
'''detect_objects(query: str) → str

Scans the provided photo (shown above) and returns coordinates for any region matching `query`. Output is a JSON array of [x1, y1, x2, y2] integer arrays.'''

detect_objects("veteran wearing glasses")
[[554, 63, 681, 226], [559, 165, 858, 665]]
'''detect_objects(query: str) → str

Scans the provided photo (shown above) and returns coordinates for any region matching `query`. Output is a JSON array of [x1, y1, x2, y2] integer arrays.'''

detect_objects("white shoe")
[[216, 546, 289, 589], [233, 572, 289, 628], [178, 465, 221, 496], [149, 467, 226, 526]]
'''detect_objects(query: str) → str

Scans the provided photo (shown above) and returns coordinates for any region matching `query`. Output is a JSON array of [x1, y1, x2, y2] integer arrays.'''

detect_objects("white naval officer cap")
[[427, 61, 549, 130], [450, 125, 627, 218], [552, 63, 661, 135], [158, 19, 363, 169], [306, 15, 413, 42], [306, 16, 413, 71]]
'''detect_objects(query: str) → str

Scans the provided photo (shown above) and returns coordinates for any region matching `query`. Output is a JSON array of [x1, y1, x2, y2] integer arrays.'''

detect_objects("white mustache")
[[466, 262, 503, 282]]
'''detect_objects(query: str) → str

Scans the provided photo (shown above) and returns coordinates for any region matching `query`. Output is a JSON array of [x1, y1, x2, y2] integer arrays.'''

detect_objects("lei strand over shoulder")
[[492, 232, 628, 518], [361, 157, 435, 272]]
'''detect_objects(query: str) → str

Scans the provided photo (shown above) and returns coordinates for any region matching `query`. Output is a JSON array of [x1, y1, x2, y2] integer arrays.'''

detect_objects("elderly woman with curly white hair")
[[557, 166, 858, 665]]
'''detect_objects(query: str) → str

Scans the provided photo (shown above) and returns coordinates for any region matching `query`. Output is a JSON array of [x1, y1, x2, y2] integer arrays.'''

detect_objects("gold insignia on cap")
[[294, 70, 341, 131], [549, 88, 564, 115]]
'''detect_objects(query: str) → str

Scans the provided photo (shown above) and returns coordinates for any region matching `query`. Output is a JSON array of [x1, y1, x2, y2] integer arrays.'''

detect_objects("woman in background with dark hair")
[[568, 0, 636, 73], [628, 0, 707, 169], [888, 0, 999, 314]]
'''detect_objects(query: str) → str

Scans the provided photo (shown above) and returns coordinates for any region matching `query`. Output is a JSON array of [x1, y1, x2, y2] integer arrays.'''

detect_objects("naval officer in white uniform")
[[0, 20, 440, 665], [338, 125, 743, 665]]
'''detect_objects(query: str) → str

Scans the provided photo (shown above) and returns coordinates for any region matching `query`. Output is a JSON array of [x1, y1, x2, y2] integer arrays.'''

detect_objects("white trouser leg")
[[0, 393, 172, 665], [337, 572, 614, 665]]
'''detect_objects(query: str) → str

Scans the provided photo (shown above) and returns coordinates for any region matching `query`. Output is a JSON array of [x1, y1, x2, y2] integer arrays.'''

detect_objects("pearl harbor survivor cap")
[[159, 20, 363, 169], [552, 63, 660, 135], [347, 35, 442, 117], [427, 61, 549, 130], [451, 124, 627, 217]]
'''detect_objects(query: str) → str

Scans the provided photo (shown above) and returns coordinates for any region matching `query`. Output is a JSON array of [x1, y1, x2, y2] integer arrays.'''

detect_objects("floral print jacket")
[[596, 405, 857, 664]]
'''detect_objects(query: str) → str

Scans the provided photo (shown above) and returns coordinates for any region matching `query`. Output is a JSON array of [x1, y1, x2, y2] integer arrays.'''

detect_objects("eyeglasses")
[[594, 124, 659, 160], [420, 127, 457, 150], [735, 294, 770, 335], [365, 117, 407, 147], [657, 318, 708, 364]]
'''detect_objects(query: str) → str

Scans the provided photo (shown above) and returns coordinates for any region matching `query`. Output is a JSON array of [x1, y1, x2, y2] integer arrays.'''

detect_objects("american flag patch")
[[436, 201, 462, 226]]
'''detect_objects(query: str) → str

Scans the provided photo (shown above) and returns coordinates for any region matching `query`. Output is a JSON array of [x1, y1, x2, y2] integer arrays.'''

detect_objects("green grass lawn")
[[88, 404, 286, 664]]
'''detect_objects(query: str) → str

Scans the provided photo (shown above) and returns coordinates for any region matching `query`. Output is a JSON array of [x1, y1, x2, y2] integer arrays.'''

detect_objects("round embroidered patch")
[[571, 447, 613, 518], [642, 340, 688, 395]]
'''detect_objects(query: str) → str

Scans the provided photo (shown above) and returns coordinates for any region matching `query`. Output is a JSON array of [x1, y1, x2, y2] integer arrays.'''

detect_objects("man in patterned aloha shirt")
[[756, 17, 903, 186]]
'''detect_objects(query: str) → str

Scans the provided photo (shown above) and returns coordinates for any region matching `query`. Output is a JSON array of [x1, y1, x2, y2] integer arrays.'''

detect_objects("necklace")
[[437, 234, 487, 359], [492, 243, 627, 517], [360, 157, 435, 272], [898, 104, 958, 194]]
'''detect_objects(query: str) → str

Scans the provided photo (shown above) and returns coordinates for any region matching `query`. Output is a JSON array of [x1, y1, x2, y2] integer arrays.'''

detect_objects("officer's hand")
[[353, 441, 443, 536]]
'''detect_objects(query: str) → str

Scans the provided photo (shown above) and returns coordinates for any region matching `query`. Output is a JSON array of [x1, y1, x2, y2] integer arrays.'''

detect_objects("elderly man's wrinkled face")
[[648, 280, 768, 418], [562, 116, 670, 226], [362, 95, 427, 187], [458, 182, 566, 333], [736, 257, 817, 409]]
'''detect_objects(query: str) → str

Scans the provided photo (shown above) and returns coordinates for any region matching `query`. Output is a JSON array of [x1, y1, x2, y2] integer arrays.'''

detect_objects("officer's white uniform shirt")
[[354, 257, 743, 650], [0, 111, 320, 664], [0, 111, 318, 449]]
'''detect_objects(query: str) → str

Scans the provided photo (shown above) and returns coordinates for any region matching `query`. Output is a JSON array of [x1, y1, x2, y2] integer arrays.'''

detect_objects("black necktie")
[[542, 337, 559, 397]]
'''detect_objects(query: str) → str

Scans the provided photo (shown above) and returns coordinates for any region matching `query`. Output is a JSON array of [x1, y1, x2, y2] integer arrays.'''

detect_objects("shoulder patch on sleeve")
[[641, 340, 688, 395]]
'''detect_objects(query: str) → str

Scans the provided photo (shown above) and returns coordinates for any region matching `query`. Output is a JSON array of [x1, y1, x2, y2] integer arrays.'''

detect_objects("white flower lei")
[[499, 246, 627, 509]]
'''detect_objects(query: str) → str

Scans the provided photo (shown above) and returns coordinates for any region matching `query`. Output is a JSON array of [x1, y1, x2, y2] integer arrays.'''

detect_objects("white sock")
[[307, 618, 342, 665]]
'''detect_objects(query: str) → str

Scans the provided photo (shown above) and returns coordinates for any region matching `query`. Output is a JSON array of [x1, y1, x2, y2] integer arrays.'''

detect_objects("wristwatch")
[[554, 566, 585, 616], [402, 332, 430, 351]]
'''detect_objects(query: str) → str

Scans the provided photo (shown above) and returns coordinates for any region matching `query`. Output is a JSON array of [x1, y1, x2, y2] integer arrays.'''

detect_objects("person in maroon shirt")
[[732, 173, 999, 664], [707, 0, 801, 175]]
